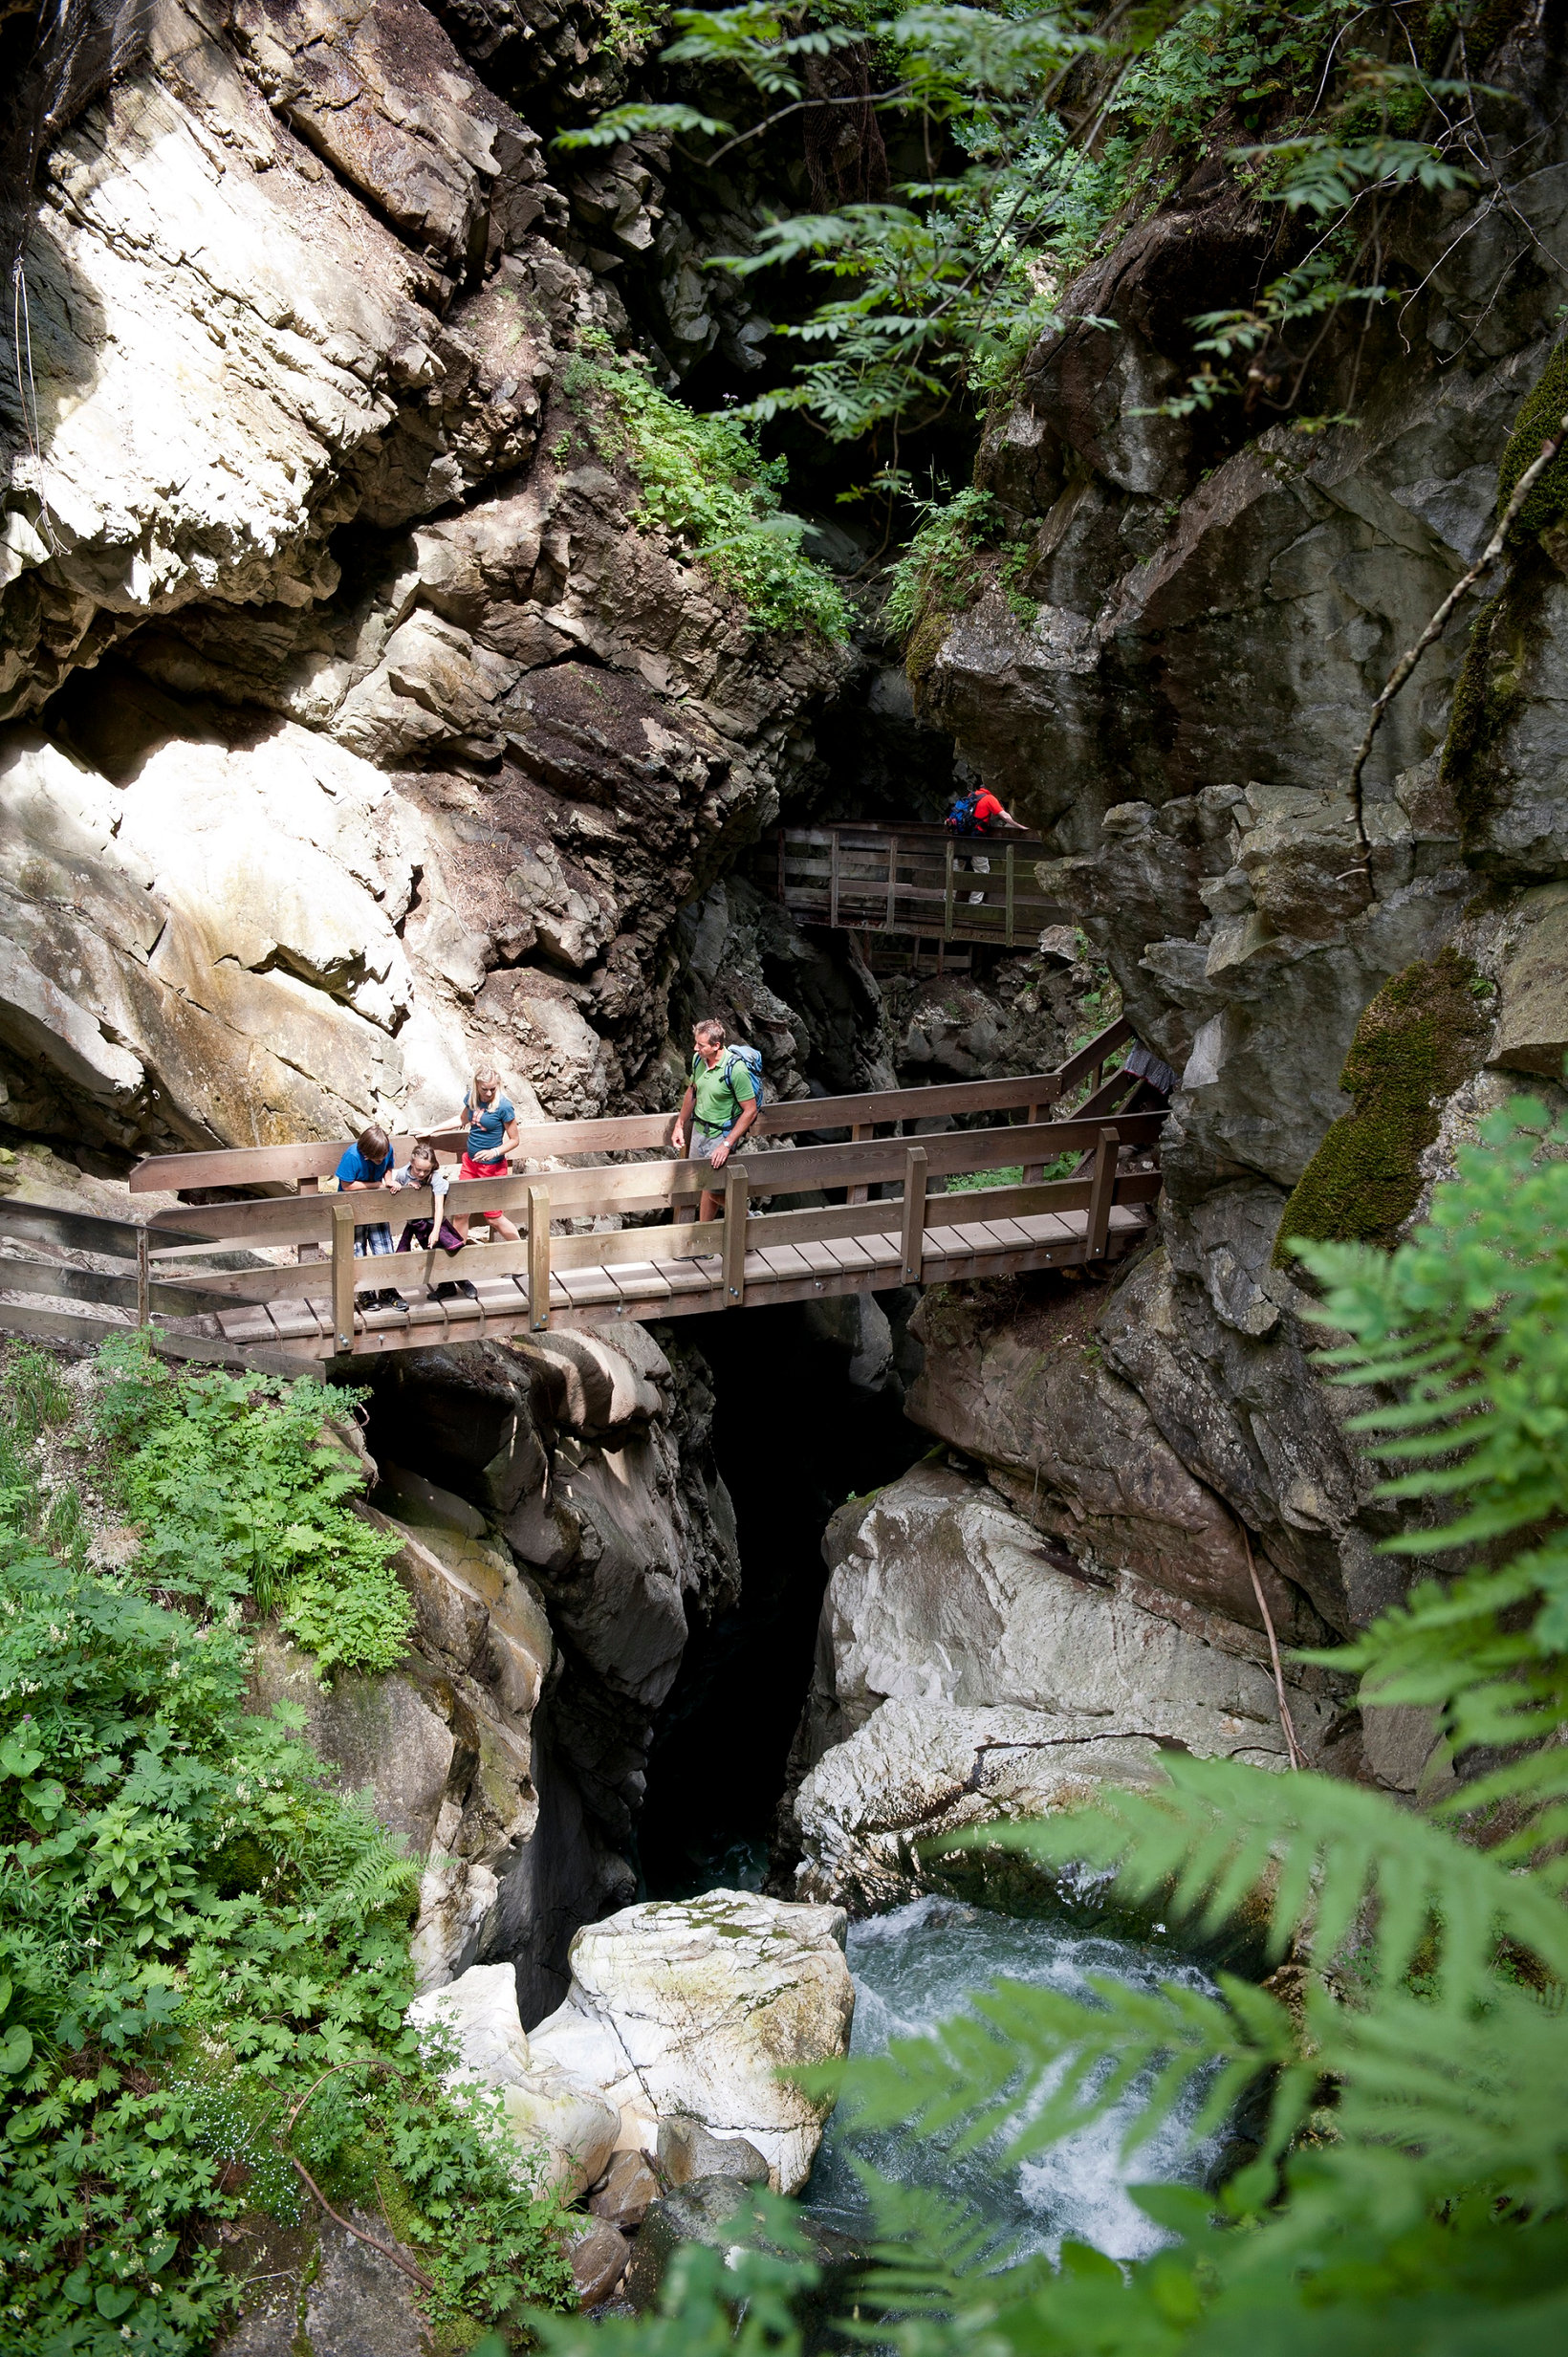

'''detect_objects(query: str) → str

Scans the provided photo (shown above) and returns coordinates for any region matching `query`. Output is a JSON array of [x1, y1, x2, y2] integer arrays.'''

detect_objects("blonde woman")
[[436, 1069, 522, 1243]]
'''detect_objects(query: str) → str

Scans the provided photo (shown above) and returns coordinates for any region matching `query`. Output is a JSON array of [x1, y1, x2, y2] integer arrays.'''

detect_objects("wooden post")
[[1022, 1102, 1043, 1185], [776, 830, 786, 903], [1006, 842, 1015, 948], [723, 1164, 749, 1306], [297, 1172, 320, 1264], [331, 1198, 357, 1353], [900, 1145, 927, 1284], [528, 1184, 551, 1329], [829, 831, 841, 930], [848, 1123, 870, 1208], [885, 837, 897, 933], [136, 1228, 150, 1329], [1087, 1127, 1119, 1259], [944, 838, 955, 939]]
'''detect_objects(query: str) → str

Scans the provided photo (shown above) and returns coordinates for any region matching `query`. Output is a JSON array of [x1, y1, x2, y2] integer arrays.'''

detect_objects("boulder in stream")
[[527, 1890, 855, 2193], [405, 1963, 618, 2197]]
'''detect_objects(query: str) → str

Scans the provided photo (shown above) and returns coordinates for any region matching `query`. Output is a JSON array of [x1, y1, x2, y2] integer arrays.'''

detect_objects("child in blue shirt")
[[334, 1124, 407, 1314]]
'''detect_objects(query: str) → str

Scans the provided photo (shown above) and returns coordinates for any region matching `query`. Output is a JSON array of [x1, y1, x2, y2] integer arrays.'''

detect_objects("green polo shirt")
[[690, 1052, 754, 1134]]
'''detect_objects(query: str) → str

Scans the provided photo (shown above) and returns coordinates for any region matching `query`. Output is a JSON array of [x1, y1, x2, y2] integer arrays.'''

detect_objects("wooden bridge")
[[767, 822, 1064, 954], [0, 1020, 1165, 1369]]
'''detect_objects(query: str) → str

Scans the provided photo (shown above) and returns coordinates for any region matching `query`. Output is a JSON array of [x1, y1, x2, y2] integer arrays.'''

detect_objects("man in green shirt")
[[671, 1018, 758, 1223]]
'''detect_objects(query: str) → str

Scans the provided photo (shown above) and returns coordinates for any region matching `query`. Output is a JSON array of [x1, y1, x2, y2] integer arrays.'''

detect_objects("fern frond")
[[960, 1757, 1568, 1998], [826, 1964, 1302, 2196], [1319, 1983, 1568, 2215]]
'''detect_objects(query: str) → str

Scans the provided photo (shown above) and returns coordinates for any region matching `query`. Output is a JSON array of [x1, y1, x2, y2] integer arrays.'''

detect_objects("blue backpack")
[[696, 1043, 765, 1122], [945, 791, 982, 834]]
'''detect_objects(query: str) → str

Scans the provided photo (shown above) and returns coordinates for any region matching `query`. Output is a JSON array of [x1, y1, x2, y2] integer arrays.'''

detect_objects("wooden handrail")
[[138, 1167, 1165, 1316], [142, 1105, 1168, 1245], [126, 1017, 1134, 1195]]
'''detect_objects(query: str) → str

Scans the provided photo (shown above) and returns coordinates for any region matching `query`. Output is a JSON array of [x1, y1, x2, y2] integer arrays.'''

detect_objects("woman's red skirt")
[[459, 1152, 509, 1220]]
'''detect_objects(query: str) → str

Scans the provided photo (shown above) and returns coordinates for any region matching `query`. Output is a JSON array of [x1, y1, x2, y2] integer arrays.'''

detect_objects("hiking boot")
[[379, 1289, 409, 1313], [455, 1278, 480, 1302]]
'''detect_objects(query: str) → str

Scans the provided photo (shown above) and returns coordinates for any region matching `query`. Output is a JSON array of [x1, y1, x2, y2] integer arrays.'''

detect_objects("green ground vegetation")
[[562, 4, 1479, 458], [526, 1083, 1568, 2357], [0, 1339, 573, 2355], [1274, 944, 1494, 1256], [568, 345, 853, 638], [883, 486, 1037, 657]]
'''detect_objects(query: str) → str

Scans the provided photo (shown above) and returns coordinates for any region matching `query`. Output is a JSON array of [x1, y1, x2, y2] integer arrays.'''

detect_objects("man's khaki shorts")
[[691, 1128, 757, 1164]]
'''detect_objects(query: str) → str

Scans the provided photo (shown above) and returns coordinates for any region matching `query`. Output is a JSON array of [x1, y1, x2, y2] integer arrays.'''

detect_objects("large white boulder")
[[815, 1463, 1332, 1762], [786, 1462, 1339, 1905], [528, 1891, 855, 2194], [407, 1961, 618, 2197], [794, 1699, 1171, 1910]]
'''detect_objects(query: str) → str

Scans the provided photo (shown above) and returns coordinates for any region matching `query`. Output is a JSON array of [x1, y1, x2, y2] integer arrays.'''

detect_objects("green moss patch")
[[1276, 946, 1493, 1258], [1439, 543, 1554, 857], [1497, 342, 1568, 541]]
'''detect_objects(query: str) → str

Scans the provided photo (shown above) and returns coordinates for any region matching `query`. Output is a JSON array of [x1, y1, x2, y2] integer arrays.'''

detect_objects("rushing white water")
[[802, 1895, 1220, 2264]]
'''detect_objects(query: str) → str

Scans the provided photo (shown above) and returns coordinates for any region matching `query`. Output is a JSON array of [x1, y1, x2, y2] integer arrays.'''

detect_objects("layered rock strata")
[[784, 1458, 1341, 1909], [0, 0, 847, 1157]]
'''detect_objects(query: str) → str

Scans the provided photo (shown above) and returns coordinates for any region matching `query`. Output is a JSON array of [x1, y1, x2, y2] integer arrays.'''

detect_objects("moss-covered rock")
[[1275, 945, 1493, 1256], [1441, 544, 1557, 855], [1497, 340, 1568, 541]]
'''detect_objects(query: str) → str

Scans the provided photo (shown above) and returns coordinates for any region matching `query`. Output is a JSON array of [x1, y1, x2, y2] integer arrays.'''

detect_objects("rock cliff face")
[[894, 15, 1568, 1673], [357, 1322, 740, 2019], [0, 0, 847, 1155]]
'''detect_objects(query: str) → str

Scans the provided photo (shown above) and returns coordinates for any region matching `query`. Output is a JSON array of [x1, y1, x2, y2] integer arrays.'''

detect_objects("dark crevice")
[[633, 1299, 926, 1901]]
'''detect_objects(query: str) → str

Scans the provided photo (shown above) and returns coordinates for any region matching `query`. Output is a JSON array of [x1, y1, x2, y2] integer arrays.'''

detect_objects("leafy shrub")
[[0, 1345, 573, 2350], [580, 351, 853, 638], [97, 1338, 412, 1678], [883, 486, 1034, 651], [526, 1092, 1568, 2350]]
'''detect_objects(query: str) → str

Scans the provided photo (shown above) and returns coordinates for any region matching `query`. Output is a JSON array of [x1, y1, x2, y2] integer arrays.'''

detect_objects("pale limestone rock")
[[405, 1960, 533, 2086], [794, 1698, 1171, 1910], [498, 2066, 620, 2198], [809, 1462, 1330, 1767], [407, 1961, 618, 2196], [527, 1891, 855, 2193], [1491, 882, 1568, 1078]]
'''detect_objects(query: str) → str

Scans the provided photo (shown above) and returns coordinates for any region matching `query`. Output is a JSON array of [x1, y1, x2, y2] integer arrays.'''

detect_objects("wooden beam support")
[[1087, 1127, 1120, 1259], [901, 1146, 927, 1284], [528, 1185, 551, 1329], [848, 1122, 870, 1207], [723, 1164, 749, 1306], [944, 840, 955, 940], [331, 1199, 357, 1353], [136, 1228, 150, 1329]]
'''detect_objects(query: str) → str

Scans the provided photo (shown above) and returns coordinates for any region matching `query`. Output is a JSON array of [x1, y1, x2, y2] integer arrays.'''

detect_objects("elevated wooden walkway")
[[0, 1021, 1165, 1369], [768, 822, 1064, 952]]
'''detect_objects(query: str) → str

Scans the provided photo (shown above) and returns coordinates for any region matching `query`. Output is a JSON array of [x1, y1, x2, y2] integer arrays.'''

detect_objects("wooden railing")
[[0, 1018, 1160, 1363], [124, 1015, 1136, 1197], [768, 821, 1065, 949]]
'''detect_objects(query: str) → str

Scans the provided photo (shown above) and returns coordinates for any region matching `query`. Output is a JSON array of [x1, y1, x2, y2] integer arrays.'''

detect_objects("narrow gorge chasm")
[[5, 2, 1568, 2350]]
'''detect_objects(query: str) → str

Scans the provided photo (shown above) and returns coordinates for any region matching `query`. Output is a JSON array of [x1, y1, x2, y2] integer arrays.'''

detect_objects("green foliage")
[[562, 5, 1477, 452], [1274, 946, 1493, 1256], [0, 1344, 572, 2350], [597, 0, 670, 62], [1291, 1092, 1568, 1868], [98, 1336, 412, 1678], [581, 347, 853, 636], [883, 485, 1034, 645], [528, 1095, 1568, 2352]]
